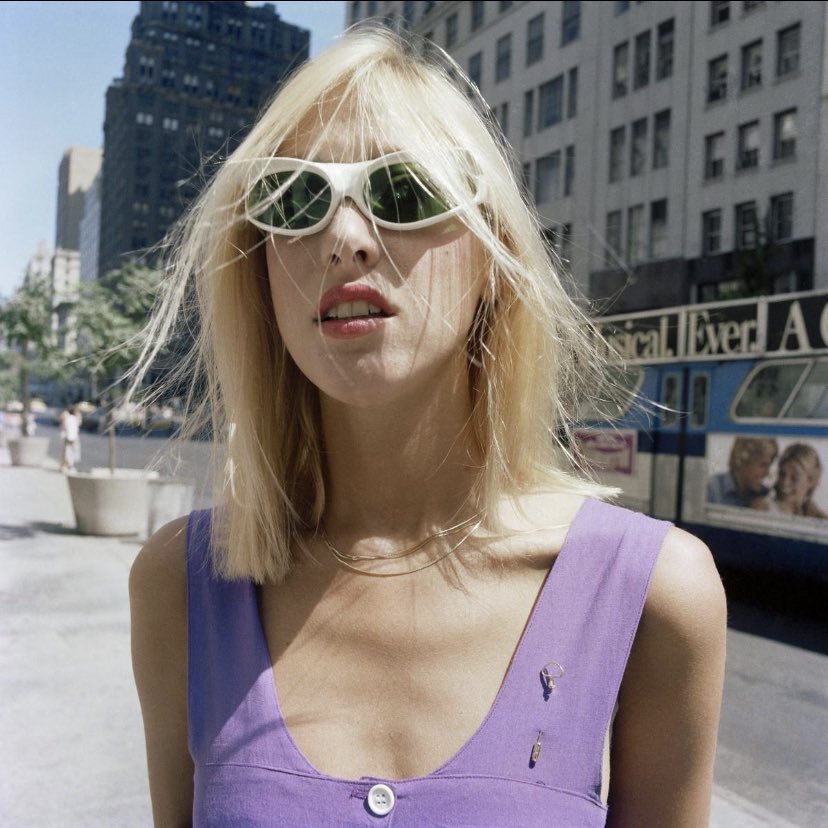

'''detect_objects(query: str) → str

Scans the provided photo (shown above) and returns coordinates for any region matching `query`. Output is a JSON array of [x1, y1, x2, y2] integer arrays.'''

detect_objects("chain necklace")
[[319, 512, 484, 577]]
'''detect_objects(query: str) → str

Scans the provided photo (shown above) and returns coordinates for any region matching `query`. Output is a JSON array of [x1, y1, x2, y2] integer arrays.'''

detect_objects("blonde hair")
[[132, 25, 620, 583], [729, 437, 779, 473], [776, 443, 822, 501]]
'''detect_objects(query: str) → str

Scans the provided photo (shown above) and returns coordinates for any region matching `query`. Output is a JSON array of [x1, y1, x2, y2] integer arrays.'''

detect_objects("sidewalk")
[[0, 454, 797, 827]]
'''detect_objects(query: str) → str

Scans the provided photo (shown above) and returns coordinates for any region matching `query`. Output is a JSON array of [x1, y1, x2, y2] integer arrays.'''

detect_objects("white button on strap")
[[366, 783, 395, 816]]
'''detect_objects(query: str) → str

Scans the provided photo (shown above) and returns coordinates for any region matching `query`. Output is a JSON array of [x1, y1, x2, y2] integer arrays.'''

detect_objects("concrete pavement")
[[0, 450, 803, 826]]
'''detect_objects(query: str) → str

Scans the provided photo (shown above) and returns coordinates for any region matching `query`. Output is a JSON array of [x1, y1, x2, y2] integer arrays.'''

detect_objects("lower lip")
[[319, 316, 388, 339]]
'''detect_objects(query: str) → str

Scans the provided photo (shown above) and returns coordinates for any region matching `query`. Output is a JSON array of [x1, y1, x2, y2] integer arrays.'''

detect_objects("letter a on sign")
[[779, 302, 810, 352]]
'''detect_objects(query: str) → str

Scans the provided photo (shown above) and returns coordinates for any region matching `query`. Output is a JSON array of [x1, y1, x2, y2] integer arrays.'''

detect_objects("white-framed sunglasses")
[[244, 152, 479, 237]]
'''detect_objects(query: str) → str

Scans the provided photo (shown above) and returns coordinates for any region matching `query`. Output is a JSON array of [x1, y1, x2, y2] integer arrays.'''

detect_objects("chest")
[[258, 565, 550, 780]]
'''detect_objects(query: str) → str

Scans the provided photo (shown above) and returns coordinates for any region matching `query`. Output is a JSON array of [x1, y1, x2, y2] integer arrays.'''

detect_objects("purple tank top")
[[186, 499, 671, 826]]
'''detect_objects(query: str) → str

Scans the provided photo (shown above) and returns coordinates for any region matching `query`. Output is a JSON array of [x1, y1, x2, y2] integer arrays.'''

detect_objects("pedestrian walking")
[[128, 26, 726, 826], [59, 405, 81, 472]]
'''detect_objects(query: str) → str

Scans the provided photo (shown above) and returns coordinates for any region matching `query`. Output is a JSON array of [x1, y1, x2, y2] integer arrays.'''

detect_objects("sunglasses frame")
[[243, 151, 476, 237]]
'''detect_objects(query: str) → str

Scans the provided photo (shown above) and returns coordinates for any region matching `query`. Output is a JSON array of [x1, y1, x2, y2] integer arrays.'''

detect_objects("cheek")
[[265, 240, 318, 325]]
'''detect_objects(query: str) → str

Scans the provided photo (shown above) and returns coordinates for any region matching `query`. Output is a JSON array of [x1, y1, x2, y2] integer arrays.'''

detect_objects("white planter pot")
[[67, 468, 158, 536], [8, 436, 50, 467], [147, 478, 195, 537]]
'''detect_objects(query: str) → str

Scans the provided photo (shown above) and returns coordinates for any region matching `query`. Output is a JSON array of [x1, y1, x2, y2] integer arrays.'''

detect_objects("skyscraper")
[[98, 0, 310, 277], [55, 146, 102, 252]]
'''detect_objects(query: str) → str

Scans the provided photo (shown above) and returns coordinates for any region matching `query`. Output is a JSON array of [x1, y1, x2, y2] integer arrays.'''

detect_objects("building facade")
[[55, 147, 102, 252], [98, 0, 310, 277], [350, 1, 828, 312]]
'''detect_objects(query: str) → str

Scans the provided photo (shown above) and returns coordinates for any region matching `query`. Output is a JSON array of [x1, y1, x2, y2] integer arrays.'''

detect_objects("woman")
[[752, 443, 826, 518], [130, 27, 726, 826]]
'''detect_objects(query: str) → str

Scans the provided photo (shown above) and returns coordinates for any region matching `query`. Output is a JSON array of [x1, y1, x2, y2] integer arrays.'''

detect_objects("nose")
[[322, 198, 381, 271]]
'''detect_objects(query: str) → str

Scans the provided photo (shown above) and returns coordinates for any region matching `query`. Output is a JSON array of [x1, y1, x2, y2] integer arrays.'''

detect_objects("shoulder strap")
[[186, 509, 267, 762], [446, 500, 670, 799]]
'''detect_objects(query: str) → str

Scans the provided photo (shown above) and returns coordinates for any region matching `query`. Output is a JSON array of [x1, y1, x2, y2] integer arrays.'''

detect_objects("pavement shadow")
[[30, 521, 81, 536], [720, 566, 828, 655], [0, 524, 36, 541]]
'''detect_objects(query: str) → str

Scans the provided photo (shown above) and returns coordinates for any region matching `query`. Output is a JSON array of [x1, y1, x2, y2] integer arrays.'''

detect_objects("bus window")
[[784, 358, 828, 420], [690, 374, 709, 428], [733, 361, 808, 420], [661, 373, 680, 427]]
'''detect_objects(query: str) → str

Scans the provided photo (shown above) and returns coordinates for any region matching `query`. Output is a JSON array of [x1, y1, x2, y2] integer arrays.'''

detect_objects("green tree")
[[72, 263, 162, 470], [0, 274, 57, 435], [73, 263, 162, 398]]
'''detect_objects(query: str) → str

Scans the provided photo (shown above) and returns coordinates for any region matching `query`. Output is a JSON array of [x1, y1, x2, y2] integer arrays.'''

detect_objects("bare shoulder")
[[130, 516, 195, 820], [607, 527, 727, 824], [643, 526, 727, 639], [130, 515, 189, 598]]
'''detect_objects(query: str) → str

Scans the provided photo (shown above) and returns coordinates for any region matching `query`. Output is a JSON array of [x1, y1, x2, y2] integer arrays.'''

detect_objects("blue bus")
[[577, 290, 828, 578]]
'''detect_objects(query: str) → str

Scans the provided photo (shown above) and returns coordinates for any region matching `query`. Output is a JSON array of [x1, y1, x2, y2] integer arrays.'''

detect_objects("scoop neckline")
[[251, 497, 594, 785]]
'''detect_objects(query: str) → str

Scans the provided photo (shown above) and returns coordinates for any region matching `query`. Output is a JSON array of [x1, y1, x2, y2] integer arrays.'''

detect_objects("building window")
[[704, 132, 725, 179], [652, 109, 670, 169], [773, 109, 797, 161], [702, 209, 722, 255], [566, 67, 578, 118], [609, 126, 625, 183], [650, 200, 668, 259], [526, 13, 544, 65], [496, 33, 512, 82], [770, 192, 793, 241], [523, 90, 534, 136], [630, 118, 647, 176], [777, 24, 801, 77], [535, 152, 561, 203], [136, 112, 154, 125], [627, 205, 646, 264], [656, 19, 674, 80], [605, 210, 623, 266], [710, 0, 730, 27], [162, 116, 179, 130], [612, 42, 629, 98], [496, 101, 509, 137], [561, 1, 581, 46], [708, 55, 728, 102], [741, 40, 762, 90], [737, 121, 760, 170], [471, 0, 485, 31], [468, 52, 482, 90], [564, 144, 575, 196], [634, 30, 651, 90], [538, 75, 564, 129], [445, 13, 458, 47], [735, 201, 758, 249]]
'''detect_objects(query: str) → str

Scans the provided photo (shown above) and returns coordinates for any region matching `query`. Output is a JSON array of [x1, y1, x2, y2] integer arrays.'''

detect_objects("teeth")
[[325, 302, 385, 320]]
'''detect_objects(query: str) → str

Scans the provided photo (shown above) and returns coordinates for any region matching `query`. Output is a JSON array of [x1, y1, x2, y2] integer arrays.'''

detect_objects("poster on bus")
[[704, 433, 828, 540]]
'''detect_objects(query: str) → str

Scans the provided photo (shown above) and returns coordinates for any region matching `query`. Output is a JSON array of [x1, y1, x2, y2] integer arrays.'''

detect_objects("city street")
[[1, 424, 826, 825]]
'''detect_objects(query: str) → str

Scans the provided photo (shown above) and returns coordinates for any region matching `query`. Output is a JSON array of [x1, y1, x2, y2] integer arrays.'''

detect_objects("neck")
[[319, 371, 483, 541]]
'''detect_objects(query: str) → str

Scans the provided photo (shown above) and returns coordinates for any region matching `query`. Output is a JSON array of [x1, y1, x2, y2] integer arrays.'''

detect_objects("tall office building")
[[98, 0, 310, 277], [351, 1, 828, 312], [55, 147, 102, 251]]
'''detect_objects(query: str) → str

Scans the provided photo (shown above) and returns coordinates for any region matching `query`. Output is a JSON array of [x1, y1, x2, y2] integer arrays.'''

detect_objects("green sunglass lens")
[[368, 163, 452, 225], [249, 170, 331, 230]]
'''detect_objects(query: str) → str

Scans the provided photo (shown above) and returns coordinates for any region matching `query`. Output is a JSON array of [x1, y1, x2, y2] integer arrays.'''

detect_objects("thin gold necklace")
[[319, 512, 484, 577]]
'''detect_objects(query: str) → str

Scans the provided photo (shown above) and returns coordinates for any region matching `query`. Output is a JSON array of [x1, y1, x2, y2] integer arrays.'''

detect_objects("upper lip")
[[317, 283, 394, 321]]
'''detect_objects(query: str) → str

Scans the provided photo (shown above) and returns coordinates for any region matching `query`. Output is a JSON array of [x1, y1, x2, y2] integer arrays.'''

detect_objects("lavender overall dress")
[[187, 499, 671, 826]]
